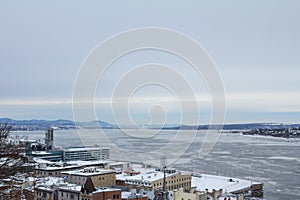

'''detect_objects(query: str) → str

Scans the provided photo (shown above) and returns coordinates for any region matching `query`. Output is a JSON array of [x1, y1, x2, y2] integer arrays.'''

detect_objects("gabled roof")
[[81, 177, 96, 194]]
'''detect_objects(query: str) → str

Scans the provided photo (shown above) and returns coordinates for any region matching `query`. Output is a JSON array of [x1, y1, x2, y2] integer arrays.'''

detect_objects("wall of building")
[[34, 189, 53, 200], [63, 148, 110, 161], [57, 189, 80, 200], [63, 172, 116, 188], [92, 190, 121, 200], [23, 188, 35, 200], [152, 173, 192, 191], [170, 188, 199, 200]]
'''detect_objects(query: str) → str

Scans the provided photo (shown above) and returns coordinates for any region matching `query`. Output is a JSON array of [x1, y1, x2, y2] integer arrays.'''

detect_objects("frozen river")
[[12, 129, 300, 199]]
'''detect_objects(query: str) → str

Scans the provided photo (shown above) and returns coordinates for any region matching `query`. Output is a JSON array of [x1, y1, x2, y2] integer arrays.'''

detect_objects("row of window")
[[153, 180, 191, 188], [35, 191, 48, 197], [60, 191, 77, 199]]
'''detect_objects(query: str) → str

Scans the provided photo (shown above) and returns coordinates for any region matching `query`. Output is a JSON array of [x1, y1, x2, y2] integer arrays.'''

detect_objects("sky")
[[0, 0, 299, 125]]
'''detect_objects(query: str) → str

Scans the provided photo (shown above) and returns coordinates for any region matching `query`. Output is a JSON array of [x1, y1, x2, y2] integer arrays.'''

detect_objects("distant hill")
[[1, 118, 299, 133], [160, 123, 300, 130], [75, 120, 116, 129], [0, 118, 115, 131], [0, 118, 74, 126]]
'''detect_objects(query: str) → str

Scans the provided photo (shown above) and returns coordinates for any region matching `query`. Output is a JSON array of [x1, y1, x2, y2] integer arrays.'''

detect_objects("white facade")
[[63, 146, 109, 161]]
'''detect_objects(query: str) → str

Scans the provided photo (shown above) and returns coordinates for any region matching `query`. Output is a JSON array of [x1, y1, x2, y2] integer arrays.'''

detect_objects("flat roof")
[[93, 187, 121, 193], [192, 174, 261, 193], [66, 160, 109, 166], [58, 185, 82, 192], [31, 151, 51, 155], [64, 147, 109, 152], [35, 165, 80, 171], [61, 169, 115, 177], [122, 191, 147, 199], [117, 170, 183, 183]]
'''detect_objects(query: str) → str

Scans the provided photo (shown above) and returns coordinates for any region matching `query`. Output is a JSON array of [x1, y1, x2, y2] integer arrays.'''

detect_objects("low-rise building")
[[35, 187, 54, 200], [61, 167, 116, 187], [33, 177, 83, 200], [122, 189, 148, 200], [169, 188, 203, 200], [34, 164, 82, 178], [117, 169, 192, 191], [57, 185, 81, 200], [80, 177, 121, 200]]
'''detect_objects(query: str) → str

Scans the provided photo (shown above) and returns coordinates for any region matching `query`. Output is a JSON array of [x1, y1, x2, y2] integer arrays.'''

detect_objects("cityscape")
[[1, 127, 264, 200], [1, 1, 300, 200]]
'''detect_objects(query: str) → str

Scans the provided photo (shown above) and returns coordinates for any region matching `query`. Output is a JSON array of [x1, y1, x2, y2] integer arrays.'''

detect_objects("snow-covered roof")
[[122, 191, 147, 199], [35, 165, 79, 171], [192, 174, 260, 193], [31, 151, 51, 155], [61, 168, 115, 177], [35, 177, 82, 192], [33, 157, 55, 164], [64, 147, 109, 152], [58, 185, 82, 192], [93, 187, 121, 193], [36, 176, 64, 186], [66, 160, 109, 166], [117, 168, 182, 186]]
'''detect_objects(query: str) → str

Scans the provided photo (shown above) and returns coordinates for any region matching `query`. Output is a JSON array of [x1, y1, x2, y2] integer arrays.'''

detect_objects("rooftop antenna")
[[160, 155, 167, 170], [160, 156, 168, 200]]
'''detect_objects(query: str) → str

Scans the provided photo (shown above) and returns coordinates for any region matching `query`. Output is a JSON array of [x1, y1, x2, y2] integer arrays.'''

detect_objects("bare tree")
[[0, 124, 25, 178]]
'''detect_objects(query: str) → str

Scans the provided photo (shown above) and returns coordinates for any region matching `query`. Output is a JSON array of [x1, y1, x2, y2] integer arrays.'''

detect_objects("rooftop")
[[35, 177, 82, 192], [61, 168, 115, 177], [117, 168, 182, 186], [64, 146, 109, 152], [122, 191, 147, 199], [93, 187, 121, 193], [192, 174, 261, 193]]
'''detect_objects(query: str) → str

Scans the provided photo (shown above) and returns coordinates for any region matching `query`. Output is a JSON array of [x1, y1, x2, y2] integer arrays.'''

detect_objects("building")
[[61, 167, 116, 187], [117, 169, 192, 191], [0, 185, 22, 200], [169, 188, 203, 200], [63, 146, 110, 161], [35, 186, 55, 200], [33, 177, 83, 200], [31, 150, 64, 162], [191, 174, 263, 198], [80, 177, 121, 200], [57, 185, 81, 200], [45, 128, 54, 151], [122, 189, 148, 200], [33, 159, 110, 178], [23, 188, 35, 200], [34, 164, 82, 178], [92, 188, 121, 200]]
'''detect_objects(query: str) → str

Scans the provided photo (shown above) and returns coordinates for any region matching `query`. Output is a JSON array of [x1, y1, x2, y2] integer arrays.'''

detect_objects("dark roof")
[[81, 177, 96, 194]]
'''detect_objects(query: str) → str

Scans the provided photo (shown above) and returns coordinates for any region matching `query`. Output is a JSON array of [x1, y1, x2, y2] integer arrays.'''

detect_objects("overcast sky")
[[0, 1, 299, 124]]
